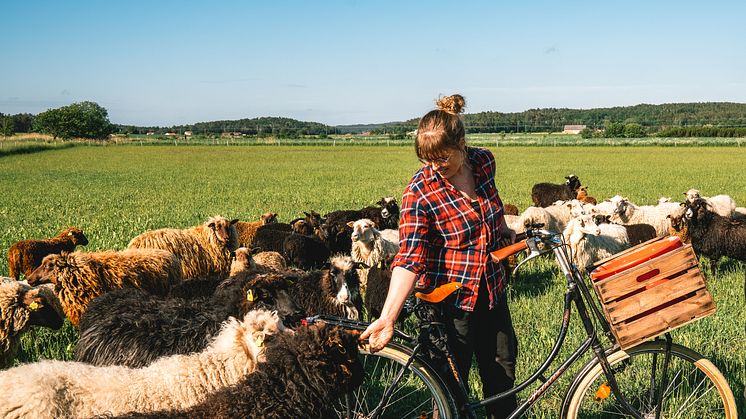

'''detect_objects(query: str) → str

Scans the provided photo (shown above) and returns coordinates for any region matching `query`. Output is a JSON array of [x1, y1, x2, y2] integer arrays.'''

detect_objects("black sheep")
[[363, 265, 410, 325], [360, 197, 400, 230], [531, 175, 582, 207], [288, 255, 364, 320], [113, 324, 363, 419], [74, 271, 304, 368], [685, 198, 746, 276], [253, 228, 330, 270]]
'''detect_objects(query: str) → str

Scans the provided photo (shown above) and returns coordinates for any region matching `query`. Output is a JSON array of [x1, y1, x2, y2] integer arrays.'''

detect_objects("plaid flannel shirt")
[[392, 146, 507, 311]]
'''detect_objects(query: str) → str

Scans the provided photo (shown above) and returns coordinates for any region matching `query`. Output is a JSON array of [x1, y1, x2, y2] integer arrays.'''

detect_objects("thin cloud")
[[281, 84, 307, 88], [544, 45, 558, 54], [198, 78, 258, 84]]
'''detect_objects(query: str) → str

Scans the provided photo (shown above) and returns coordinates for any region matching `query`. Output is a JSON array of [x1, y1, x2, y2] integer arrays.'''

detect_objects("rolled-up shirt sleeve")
[[391, 188, 432, 288]]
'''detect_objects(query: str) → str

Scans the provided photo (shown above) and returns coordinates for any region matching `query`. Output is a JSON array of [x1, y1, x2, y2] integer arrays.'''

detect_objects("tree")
[[604, 122, 625, 138], [623, 123, 645, 138], [33, 101, 114, 139], [0, 114, 14, 137], [580, 127, 593, 139]]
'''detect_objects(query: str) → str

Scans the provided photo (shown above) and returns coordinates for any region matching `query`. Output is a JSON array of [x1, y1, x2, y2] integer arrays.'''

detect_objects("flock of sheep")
[[0, 198, 403, 418], [1, 174, 744, 417]]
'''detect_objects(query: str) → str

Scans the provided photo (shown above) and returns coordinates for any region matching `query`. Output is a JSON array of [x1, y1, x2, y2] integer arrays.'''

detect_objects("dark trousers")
[[440, 278, 518, 419]]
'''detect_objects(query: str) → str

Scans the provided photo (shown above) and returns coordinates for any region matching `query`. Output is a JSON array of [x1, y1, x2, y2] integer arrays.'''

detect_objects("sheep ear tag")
[[29, 301, 40, 311], [246, 289, 256, 302]]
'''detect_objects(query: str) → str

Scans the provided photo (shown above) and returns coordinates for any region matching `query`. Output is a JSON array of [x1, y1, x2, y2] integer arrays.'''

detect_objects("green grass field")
[[0, 145, 744, 417]]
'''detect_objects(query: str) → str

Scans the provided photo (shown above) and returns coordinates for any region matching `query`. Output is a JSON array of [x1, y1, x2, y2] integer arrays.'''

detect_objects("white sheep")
[[563, 214, 629, 272], [609, 197, 679, 237], [515, 200, 584, 234], [128, 215, 239, 280], [683, 188, 736, 218], [348, 219, 399, 293], [0, 309, 285, 418]]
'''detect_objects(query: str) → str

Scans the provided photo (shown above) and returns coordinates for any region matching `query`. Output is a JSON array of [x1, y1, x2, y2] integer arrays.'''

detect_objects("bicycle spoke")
[[400, 398, 435, 419]]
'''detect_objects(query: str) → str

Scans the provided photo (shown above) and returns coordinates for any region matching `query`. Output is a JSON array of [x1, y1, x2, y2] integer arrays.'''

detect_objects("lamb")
[[514, 200, 584, 233], [319, 198, 398, 254], [74, 271, 303, 368], [7, 227, 88, 280], [684, 198, 746, 276], [503, 203, 520, 216], [128, 215, 239, 280], [113, 324, 363, 419], [594, 215, 657, 246], [288, 255, 364, 320], [229, 247, 256, 276], [684, 188, 736, 218], [0, 279, 64, 368], [0, 310, 287, 418], [26, 249, 182, 326], [609, 196, 680, 237], [252, 228, 330, 270], [563, 214, 629, 272], [531, 174, 582, 207], [576, 186, 597, 205], [234, 212, 277, 247], [349, 218, 399, 293]]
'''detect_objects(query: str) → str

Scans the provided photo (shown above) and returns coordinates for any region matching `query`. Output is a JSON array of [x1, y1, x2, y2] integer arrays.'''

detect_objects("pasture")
[[0, 145, 744, 417]]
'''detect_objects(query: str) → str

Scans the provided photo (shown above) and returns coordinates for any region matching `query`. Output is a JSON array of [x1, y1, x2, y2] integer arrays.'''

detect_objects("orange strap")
[[415, 282, 463, 303], [491, 241, 528, 263]]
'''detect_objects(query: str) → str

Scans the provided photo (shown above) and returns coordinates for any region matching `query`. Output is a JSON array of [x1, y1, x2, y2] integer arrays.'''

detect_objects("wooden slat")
[[603, 269, 706, 324], [593, 246, 698, 303], [589, 235, 667, 270], [613, 289, 716, 349]]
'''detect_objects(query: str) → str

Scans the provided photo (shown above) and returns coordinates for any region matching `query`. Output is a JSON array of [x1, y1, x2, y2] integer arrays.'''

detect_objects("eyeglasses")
[[418, 154, 452, 166]]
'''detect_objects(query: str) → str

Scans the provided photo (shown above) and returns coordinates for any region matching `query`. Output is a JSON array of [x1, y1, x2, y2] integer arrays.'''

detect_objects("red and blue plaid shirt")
[[392, 146, 507, 311]]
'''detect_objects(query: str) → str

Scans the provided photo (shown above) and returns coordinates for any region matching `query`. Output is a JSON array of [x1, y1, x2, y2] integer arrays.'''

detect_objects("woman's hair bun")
[[435, 94, 466, 115]]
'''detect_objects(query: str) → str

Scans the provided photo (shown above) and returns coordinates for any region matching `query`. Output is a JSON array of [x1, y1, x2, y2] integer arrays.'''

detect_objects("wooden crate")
[[590, 241, 716, 350]]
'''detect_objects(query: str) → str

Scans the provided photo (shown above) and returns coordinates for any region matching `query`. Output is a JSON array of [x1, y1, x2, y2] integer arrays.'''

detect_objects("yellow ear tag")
[[246, 289, 255, 302], [255, 335, 264, 347], [29, 302, 40, 311]]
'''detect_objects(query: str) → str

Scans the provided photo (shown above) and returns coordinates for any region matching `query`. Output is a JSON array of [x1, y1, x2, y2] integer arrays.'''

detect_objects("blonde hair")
[[415, 94, 466, 161]]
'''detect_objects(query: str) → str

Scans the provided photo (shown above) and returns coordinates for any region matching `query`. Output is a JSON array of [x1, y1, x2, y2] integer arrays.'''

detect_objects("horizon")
[[2, 1, 745, 126]]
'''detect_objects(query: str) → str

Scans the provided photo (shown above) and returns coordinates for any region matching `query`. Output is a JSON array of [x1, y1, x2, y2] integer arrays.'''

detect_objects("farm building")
[[563, 125, 587, 134]]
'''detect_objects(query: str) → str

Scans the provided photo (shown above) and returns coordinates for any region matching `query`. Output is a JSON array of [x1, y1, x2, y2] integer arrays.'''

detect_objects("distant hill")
[[110, 102, 746, 135]]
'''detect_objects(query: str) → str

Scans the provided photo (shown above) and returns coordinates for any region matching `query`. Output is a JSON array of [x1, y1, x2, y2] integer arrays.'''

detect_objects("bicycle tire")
[[562, 341, 737, 418], [332, 341, 458, 418]]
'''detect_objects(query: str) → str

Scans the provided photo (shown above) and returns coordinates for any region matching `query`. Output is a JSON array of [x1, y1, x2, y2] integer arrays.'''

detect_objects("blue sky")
[[1, 0, 745, 126]]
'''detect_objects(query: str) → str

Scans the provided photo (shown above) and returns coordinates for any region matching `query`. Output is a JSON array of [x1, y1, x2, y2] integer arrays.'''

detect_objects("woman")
[[360, 94, 518, 418]]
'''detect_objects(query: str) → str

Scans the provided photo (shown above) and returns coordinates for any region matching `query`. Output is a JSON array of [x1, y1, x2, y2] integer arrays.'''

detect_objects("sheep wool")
[[128, 215, 238, 280], [0, 310, 285, 418]]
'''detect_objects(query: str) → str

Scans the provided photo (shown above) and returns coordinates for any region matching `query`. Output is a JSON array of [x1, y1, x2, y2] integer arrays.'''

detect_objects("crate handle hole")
[[636, 269, 660, 283]]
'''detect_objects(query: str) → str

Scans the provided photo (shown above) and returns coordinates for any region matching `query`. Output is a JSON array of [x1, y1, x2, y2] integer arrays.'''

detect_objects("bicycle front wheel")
[[562, 341, 737, 418], [332, 342, 457, 419]]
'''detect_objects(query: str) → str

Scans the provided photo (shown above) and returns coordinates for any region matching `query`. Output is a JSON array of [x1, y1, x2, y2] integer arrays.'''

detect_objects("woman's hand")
[[360, 317, 395, 353], [498, 223, 517, 247]]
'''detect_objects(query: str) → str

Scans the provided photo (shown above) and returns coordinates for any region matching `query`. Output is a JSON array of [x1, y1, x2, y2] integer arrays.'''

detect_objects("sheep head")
[[230, 247, 257, 276], [26, 252, 71, 286], [60, 227, 89, 246], [684, 198, 712, 226], [378, 197, 400, 220], [23, 284, 64, 330], [564, 175, 582, 191], [241, 273, 305, 327], [684, 188, 701, 204], [260, 212, 278, 225], [303, 211, 324, 228], [574, 214, 601, 236], [207, 215, 239, 250], [326, 256, 364, 307], [349, 219, 377, 244]]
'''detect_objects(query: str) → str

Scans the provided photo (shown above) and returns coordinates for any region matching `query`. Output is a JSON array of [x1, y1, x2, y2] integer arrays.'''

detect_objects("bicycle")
[[305, 225, 737, 418]]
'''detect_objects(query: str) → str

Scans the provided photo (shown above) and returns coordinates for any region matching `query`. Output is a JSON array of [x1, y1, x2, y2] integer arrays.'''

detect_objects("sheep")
[[0, 279, 64, 368], [288, 255, 364, 320], [7, 227, 88, 280], [26, 249, 182, 326], [594, 215, 657, 246], [234, 212, 277, 247], [667, 206, 691, 244], [319, 210, 365, 254], [252, 251, 287, 271], [229, 247, 256, 276], [684, 188, 737, 218], [576, 186, 597, 205], [363, 265, 412, 325], [360, 197, 401, 230], [684, 198, 746, 276], [349, 218, 399, 293], [289, 211, 324, 236], [128, 215, 239, 280], [74, 271, 303, 368], [609, 196, 680, 237], [113, 324, 363, 419], [0, 309, 287, 418], [531, 174, 582, 207], [514, 200, 584, 233], [252, 228, 330, 270], [563, 214, 629, 272]]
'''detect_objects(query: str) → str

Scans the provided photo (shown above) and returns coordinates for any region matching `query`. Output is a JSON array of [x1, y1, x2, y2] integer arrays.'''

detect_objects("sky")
[[1, 0, 745, 126]]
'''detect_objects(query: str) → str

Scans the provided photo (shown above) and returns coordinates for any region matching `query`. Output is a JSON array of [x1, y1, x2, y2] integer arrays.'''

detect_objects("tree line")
[[3, 101, 746, 139]]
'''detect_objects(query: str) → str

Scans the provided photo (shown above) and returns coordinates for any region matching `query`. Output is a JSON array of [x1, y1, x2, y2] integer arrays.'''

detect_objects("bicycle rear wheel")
[[332, 342, 457, 418], [562, 341, 737, 418]]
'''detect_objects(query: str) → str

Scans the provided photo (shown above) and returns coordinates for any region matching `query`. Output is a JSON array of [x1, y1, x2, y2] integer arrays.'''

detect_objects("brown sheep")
[[7, 227, 88, 280], [252, 251, 288, 271], [503, 204, 520, 216], [128, 215, 239, 280], [576, 186, 597, 205], [26, 249, 182, 326], [235, 213, 277, 247], [0, 279, 64, 368]]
